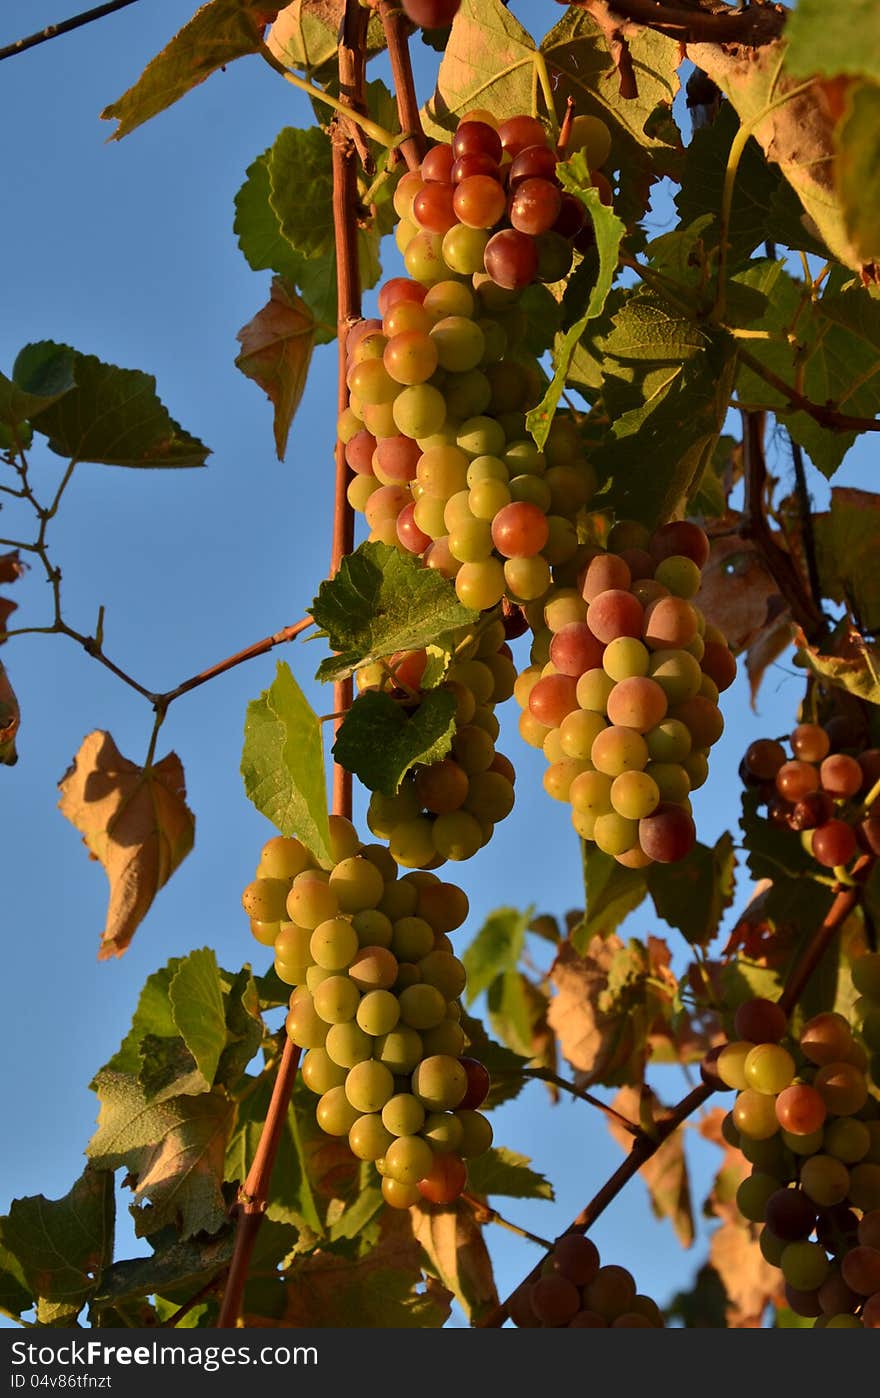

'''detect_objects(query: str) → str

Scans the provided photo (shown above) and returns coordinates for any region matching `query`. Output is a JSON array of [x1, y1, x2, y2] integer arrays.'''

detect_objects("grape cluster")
[[508, 1233, 665, 1327], [358, 612, 517, 866], [706, 994, 880, 1327], [339, 109, 611, 611], [742, 720, 880, 871], [513, 519, 736, 866], [241, 820, 493, 1209]]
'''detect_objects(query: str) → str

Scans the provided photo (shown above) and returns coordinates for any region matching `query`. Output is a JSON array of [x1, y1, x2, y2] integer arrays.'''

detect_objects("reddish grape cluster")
[[513, 519, 736, 865], [742, 720, 880, 871], [705, 995, 880, 1327], [508, 1233, 665, 1327], [358, 612, 517, 866], [240, 821, 492, 1208], [339, 107, 613, 611]]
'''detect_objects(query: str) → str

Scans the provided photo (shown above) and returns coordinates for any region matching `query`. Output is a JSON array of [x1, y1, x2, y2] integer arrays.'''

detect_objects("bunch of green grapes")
[[705, 993, 880, 1327], [338, 107, 611, 611], [741, 721, 880, 873], [241, 820, 493, 1209], [357, 613, 517, 866], [512, 519, 735, 866], [507, 1233, 665, 1328]]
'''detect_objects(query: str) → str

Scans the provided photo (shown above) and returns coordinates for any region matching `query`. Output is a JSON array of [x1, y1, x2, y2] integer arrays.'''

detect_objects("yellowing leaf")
[[236, 276, 317, 460], [695, 532, 783, 653], [547, 936, 645, 1086], [709, 1221, 783, 1327], [58, 731, 195, 960], [410, 1202, 498, 1324], [607, 1087, 694, 1248]]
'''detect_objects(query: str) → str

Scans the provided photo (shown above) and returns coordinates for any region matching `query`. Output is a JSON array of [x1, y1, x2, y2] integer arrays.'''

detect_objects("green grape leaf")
[[646, 834, 736, 948], [268, 126, 335, 261], [541, 8, 682, 228], [0, 343, 76, 431], [465, 1147, 553, 1201], [836, 82, 880, 274], [410, 1201, 498, 1325], [331, 688, 457, 797], [88, 1075, 233, 1239], [327, 1185, 384, 1244], [719, 957, 786, 1018], [421, 0, 542, 136], [90, 1228, 233, 1312], [265, 1, 386, 80], [598, 328, 737, 527], [740, 786, 820, 883], [23, 343, 208, 468], [236, 276, 317, 461], [311, 541, 477, 683], [571, 845, 649, 954], [526, 158, 626, 449], [241, 661, 332, 865], [225, 1075, 321, 1231], [101, 1, 282, 140], [168, 949, 228, 1092], [216, 966, 264, 1087], [0, 1241, 31, 1320], [139, 1035, 206, 1104], [784, 0, 880, 84], [461, 906, 531, 1006], [812, 486, 880, 633], [458, 1010, 531, 1109], [596, 290, 707, 363], [487, 968, 535, 1057], [0, 1167, 115, 1326]]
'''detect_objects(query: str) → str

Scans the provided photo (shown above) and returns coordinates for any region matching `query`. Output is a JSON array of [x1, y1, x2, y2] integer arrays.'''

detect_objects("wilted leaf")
[[608, 1087, 694, 1248], [410, 1202, 497, 1324], [23, 342, 208, 468], [311, 542, 476, 683], [236, 276, 316, 460], [0, 551, 25, 647], [835, 81, 880, 273], [241, 660, 333, 866], [0, 661, 20, 765], [331, 688, 457, 796], [101, 1, 282, 140], [0, 1167, 115, 1326], [797, 622, 880, 706], [709, 1221, 782, 1327], [57, 731, 195, 959], [746, 616, 796, 710], [784, 0, 880, 86], [548, 936, 645, 1086], [88, 1074, 233, 1239]]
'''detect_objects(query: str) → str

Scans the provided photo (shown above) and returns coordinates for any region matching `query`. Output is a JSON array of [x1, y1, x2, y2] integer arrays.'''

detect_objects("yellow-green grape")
[[389, 817, 437, 869], [286, 993, 329, 1050], [743, 1043, 796, 1094], [646, 719, 692, 764], [544, 759, 592, 803], [391, 916, 435, 960], [374, 1027, 425, 1074], [274, 958, 310, 988], [654, 555, 702, 599], [432, 810, 484, 860], [399, 984, 447, 1031], [325, 1020, 374, 1069], [569, 770, 613, 818], [382, 1092, 426, 1137], [574, 669, 615, 715], [647, 649, 702, 703], [305, 965, 335, 993], [610, 771, 660, 821], [717, 1041, 756, 1091], [603, 637, 649, 682], [383, 1134, 435, 1185], [356, 988, 401, 1036], [593, 812, 639, 857], [421, 1020, 467, 1057], [257, 836, 312, 880], [456, 1109, 494, 1157], [735, 1172, 779, 1223], [824, 1118, 871, 1163], [733, 1088, 780, 1140], [249, 918, 281, 947], [309, 917, 359, 971], [422, 1112, 465, 1153], [327, 855, 384, 913], [242, 877, 290, 924], [301, 1047, 347, 1095], [799, 1154, 851, 1207], [684, 751, 709, 790], [352, 908, 394, 948], [455, 557, 507, 610], [591, 727, 649, 778], [344, 1059, 396, 1114], [412, 1054, 468, 1111], [418, 950, 467, 1000], [646, 762, 691, 803], [286, 872, 339, 929], [349, 1114, 395, 1162], [313, 974, 361, 1025], [464, 771, 515, 823], [780, 1242, 830, 1292], [381, 1176, 422, 1209]]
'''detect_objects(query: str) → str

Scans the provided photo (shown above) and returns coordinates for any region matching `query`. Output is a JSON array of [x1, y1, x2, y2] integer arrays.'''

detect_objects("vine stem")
[[259, 41, 400, 150], [736, 346, 880, 435], [376, 1, 427, 171], [478, 855, 873, 1328], [155, 616, 313, 707], [215, 0, 366, 1329]]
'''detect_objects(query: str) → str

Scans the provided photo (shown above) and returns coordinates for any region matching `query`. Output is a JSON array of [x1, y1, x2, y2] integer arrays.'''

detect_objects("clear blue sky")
[[0, 0, 873, 1328]]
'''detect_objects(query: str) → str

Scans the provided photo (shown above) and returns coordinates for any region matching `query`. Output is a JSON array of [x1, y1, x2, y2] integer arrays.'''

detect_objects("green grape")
[[593, 812, 639, 857], [305, 965, 335, 993], [374, 1026, 425, 1074], [382, 1092, 426, 1137], [378, 877, 420, 921], [759, 1227, 788, 1267], [569, 770, 614, 818], [352, 908, 394, 949], [389, 817, 437, 869], [504, 555, 552, 601], [849, 1163, 880, 1210], [418, 950, 467, 999], [780, 1242, 830, 1292], [454, 558, 506, 610], [716, 1041, 754, 1090], [507, 474, 552, 511], [421, 1019, 467, 1057], [744, 1043, 796, 1094], [356, 988, 401, 1036], [344, 1059, 396, 1114], [781, 1127, 825, 1157], [390, 915, 435, 961], [800, 1154, 851, 1207], [733, 1088, 781, 1140], [274, 958, 310, 987], [325, 1020, 374, 1069], [249, 918, 281, 947], [316, 1086, 361, 1137], [654, 555, 702, 598], [449, 518, 494, 563], [393, 384, 447, 438], [312, 974, 361, 1025], [274, 923, 313, 964], [286, 873, 339, 929], [824, 1117, 871, 1163], [348, 1113, 395, 1162], [286, 994, 329, 1050], [403, 230, 447, 284], [383, 1134, 435, 1185], [647, 649, 703, 703], [432, 810, 484, 860], [242, 877, 290, 924], [257, 836, 312, 881], [422, 1111, 465, 1153], [603, 637, 650, 682], [431, 316, 485, 372], [645, 762, 690, 803], [399, 983, 447, 1030], [442, 224, 490, 275], [610, 771, 660, 821], [301, 1046, 348, 1096], [412, 1054, 468, 1111], [381, 1176, 422, 1209], [328, 855, 385, 913], [456, 1109, 494, 1156], [645, 719, 692, 764], [736, 1172, 779, 1223], [576, 668, 615, 713], [309, 917, 359, 972], [463, 771, 515, 823], [456, 415, 506, 459], [683, 750, 709, 790]]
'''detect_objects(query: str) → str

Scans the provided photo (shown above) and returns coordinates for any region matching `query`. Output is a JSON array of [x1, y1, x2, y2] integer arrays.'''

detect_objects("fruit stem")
[[259, 41, 402, 150]]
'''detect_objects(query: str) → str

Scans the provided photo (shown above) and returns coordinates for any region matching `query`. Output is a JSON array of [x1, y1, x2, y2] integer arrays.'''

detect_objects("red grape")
[[586, 589, 644, 644], [528, 674, 580, 727], [458, 1057, 491, 1109], [498, 115, 548, 156], [819, 752, 863, 798], [377, 278, 427, 316], [811, 819, 857, 868], [490, 501, 549, 558], [638, 803, 696, 862], [417, 1151, 467, 1204], [452, 120, 502, 163], [509, 144, 558, 185], [509, 177, 563, 235], [548, 623, 604, 677], [484, 229, 538, 290], [649, 521, 710, 568], [413, 182, 458, 234], [453, 175, 507, 229]]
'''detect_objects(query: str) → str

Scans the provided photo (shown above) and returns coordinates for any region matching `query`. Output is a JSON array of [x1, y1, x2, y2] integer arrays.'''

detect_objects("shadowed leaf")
[[608, 1087, 694, 1248], [332, 688, 457, 796], [236, 276, 317, 460], [410, 1202, 498, 1324]]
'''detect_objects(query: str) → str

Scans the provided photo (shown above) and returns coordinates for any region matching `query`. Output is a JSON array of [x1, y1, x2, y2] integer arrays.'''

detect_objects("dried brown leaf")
[[607, 1086, 694, 1248], [0, 660, 20, 765], [746, 616, 796, 710], [236, 276, 317, 461], [709, 1221, 783, 1327], [696, 532, 783, 652], [410, 1200, 498, 1323], [57, 731, 195, 960], [0, 550, 26, 645], [547, 937, 645, 1086]]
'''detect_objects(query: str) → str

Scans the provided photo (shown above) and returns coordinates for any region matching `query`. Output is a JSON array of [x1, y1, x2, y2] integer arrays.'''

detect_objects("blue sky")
[[0, 0, 874, 1328]]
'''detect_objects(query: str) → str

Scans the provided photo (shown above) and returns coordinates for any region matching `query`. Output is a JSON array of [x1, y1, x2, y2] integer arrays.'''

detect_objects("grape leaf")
[[410, 1203, 497, 1325], [784, 0, 880, 85], [0, 1167, 115, 1326], [0, 550, 25, 648], [798, 625, 880, 707], [225, 1075, 321, 1231], [465, 1147, 553, 1202], [487, 968, 534, 1057], [548, 936, 646, 1087], [0, 342, 75, 430], [739, 787, 820, 884], [241, 660, 333, 866], [311, 541, 477, 683], [265, 0, 386, 79], [0, 661, 20, 767], [268, 126, 335, 261], [710, 1220, 782, 1327], [571, 845, 648, 954], [836, 81, 880, 274], [526, 157, 625, 449], [646, 833, 736, 948], [812, 486, 880, 632], [461, 906, 531, 1006], [0, 1241, 31, 1320], [24, 343, 209, 468], [58, 731, 195, 960], [90, 1227, 233, 1313], [236, 276, 317, 460], [421, 0, 542, 137], [331, 688, 457, 797], [88, 1074, 233, 1239], [607, 1087, 694, 1248], [167, 949, 228, 1093], [101, 1, 282, 140]]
